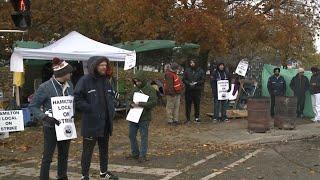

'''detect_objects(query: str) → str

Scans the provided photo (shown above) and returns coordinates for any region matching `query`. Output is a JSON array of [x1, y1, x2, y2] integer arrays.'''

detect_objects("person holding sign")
[[182, 59, 205, 123], [126, 71, 157, 163], [74, 56, 118, 180], [29, 57, 74, 180], [210, 62, 230, 122]]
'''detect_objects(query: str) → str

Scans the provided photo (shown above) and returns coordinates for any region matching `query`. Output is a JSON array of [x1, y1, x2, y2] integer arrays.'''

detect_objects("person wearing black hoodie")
[[182, 59, 205, 123], [211, 62, 230, 122], [74, 56, 118, 180]]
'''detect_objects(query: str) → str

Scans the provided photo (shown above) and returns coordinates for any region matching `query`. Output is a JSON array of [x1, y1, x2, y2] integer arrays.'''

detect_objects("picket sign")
[[0, 110, 24, 133], [51, 96, 77, 141], [124, 52, 136, 70], [235, 60, 249, 77], [217, 80, 229, 100]]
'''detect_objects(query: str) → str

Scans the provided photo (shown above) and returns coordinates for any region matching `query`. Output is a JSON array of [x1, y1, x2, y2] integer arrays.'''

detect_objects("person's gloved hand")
[[43, 116, 61, 126], [130, 103, 140, 108]]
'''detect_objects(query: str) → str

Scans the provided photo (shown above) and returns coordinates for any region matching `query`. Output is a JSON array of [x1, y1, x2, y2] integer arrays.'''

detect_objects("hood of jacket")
[[216, 62, 225, 72], [133, 71, 148, 88], [87, 56, 109, 78]]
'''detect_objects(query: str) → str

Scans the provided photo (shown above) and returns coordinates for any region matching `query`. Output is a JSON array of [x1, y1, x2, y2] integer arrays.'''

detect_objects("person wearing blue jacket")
[[29, 57, 74, 180], [267, 67, 286, 117], [74, 56, 118, 180]]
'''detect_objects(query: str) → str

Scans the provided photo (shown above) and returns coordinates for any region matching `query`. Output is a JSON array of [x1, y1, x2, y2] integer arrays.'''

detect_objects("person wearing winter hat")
[[267, 67, 286, 117], [29, 57, 74, 180], [310, 66, 320, 122], [290, 68, 310, 118], [163, 62, 183, 125], [182, 59, 205, 123], [210, 62, 230, 122]]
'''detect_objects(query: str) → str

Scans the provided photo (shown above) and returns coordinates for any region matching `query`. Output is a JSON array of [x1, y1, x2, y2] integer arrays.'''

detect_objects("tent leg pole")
[[116, 62, 119, 92], [15, 86, 20, 107]]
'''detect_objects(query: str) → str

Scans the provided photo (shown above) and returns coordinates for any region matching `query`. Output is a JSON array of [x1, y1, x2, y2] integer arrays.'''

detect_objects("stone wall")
[[0, 66, 13, 98]]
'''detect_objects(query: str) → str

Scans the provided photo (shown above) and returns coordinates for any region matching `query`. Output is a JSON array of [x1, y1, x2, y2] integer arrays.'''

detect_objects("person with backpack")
[[163, 63, 183, 125], [183, 59, 205, 123]]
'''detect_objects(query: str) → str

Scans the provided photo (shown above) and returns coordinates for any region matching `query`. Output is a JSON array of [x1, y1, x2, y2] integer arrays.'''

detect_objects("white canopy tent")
[[10, 31, 136, 72]]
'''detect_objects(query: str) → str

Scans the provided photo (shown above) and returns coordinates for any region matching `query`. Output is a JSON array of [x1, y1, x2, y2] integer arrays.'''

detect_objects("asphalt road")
[[1, 137, 320, 180]]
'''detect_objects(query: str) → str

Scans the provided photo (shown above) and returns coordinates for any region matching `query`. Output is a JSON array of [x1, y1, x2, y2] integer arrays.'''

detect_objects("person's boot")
[[138, 156, 149, 163], [125, 154, 139, 160]]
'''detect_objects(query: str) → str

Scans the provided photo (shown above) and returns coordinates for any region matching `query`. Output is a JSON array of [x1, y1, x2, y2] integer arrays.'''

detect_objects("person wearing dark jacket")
[[210, 62, 230, 122], [127, 71, 157, 162], [182, 59, 205, 123], [29, 57, 74, 180], [74, 56, 118, 180], [290, 68, 310, 118], [267, 67, 286, 117], [310, 67, 320, 122]]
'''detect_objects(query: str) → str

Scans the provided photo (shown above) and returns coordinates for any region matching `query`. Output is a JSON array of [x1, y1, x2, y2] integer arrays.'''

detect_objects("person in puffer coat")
[[74, 56, 118, 180]]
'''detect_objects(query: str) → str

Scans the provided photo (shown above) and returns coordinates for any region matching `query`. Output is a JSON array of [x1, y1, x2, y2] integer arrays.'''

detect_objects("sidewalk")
[[181, 118, 320, 145]]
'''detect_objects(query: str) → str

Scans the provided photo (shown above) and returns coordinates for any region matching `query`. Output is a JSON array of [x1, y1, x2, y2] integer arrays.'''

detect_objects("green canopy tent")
[[113, 40, 200, 93], [13, 41, 46, 66], [113, 40, 200, 52], [261, 64, 314, 117]]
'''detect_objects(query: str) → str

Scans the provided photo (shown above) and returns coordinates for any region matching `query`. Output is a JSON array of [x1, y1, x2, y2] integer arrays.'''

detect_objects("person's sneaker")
[[100, 171, 118, 180], [195, 118, 201, 123], [173, 121, 179, 126], [168, 121, 174, 125], [224, 119, 230, 123], [81, 176, 89, 180], [212, 118, 218, 123], [138, 156, 149, 163], [125, 154, 139, 160]]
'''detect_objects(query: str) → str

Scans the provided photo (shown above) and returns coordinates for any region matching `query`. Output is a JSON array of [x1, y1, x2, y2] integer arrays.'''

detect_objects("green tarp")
[[262, 64, 314, 117], [13, 41, 48, 66], [113, 40, 199, 52]]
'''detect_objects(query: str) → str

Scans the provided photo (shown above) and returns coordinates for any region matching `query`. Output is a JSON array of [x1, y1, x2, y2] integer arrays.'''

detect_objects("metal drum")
[[274, 97, 296, 130], [247, 98, 271, 133]]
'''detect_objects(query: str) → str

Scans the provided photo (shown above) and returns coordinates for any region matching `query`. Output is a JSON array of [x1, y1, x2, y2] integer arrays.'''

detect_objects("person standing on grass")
[[182, 59, 205, 123], [29, 57, 74, 180], [310, 67, 320, 122], [74, 56, 118, 180], [126, 71, 157, 163], [267, 67, 286, 118], [164, 63, 183, 125], [290, 68, 310, 118]]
